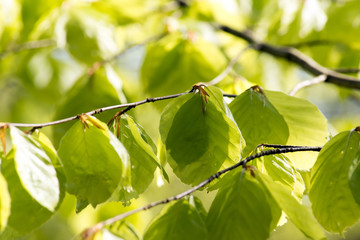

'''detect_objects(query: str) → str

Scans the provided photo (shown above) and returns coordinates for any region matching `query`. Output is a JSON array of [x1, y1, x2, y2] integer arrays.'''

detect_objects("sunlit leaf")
[[0, 173, 10, 233], [265, 90, 328, 169], [2, 149, 53, 233], [348, 135, 360, 206], [10, 127, 59, 211], [58, 116, 127, 208], [263, 154, 296, 191], [310, 130, 360, 233], [109, 114, 164, 204], [100, 221, 140, 240], [141, 33, 227, 97], [206, 170, 278, 240], [160, 86, 244, 185], [52, 71, 121, 147], [229, 87, 289, 154], [144, 196, 208, 240], [64, 6, 121, 64], [259, 173, 325, 240]]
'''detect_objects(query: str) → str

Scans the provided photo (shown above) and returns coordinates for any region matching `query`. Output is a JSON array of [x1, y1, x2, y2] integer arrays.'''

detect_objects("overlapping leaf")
[[310, 129, 360, 233], [206, 170, 279, 240], [0, 173, 10, 233], [58, 116, 128, 208], [160, 86, 244, 185], [53, 71, 121, 147], [144, 196, 208, 240], [259, 173, 325, 240], [1, 127, 61, 233], [230, 88, 328, 168], [109, 114, 163, 203], [229, 87, 289, 155], [141, 34, 227, 97]]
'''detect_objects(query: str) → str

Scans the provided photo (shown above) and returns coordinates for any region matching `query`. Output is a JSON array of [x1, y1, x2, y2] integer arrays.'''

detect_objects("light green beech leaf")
[[141, 33, 227, 97], [10, 127, 59, 211], [109, 115, 164, 204], [206, 170, 278, 240], [0, 173, 10, 233], [58, 116, 127, 208], [2, 149, 53, 234], [160, 86, 244, 185], [263, 154, 296, 191], [229, 87, 289, 155], [265, 90, 328, 169], [104, 221, 141, 240], [310, 130, 360, 233], [259, 173, 325, 240], [144, 196, 208, 240]]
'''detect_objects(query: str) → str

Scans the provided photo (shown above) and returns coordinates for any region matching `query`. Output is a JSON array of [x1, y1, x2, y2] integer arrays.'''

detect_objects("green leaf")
[[348, 139, 360, 206], [265, 90, 328, 169], [1, 128, 61, 234], [141, 33, 227, 97], [52, 71, 121, 147], [310, 130, 360, 233], [143, 196, 208, 240], [2, 149, 53, 234], [0, 173, 10, 233], [263, 154, 296, 191], [206, 170, 277, 240], [9, 127, 60, 211], [109, 115, 163, 203], [160, 86, 244, 185], [58, 116, 127, 207], [259, 173, 325, 240], [229, 87, 289, 154], [105, 221, 141, 240], [64, 6, 121, 64]]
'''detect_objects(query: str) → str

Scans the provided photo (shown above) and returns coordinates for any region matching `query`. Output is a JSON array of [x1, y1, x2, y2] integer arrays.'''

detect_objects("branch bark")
[[218, 25, 360, 90]]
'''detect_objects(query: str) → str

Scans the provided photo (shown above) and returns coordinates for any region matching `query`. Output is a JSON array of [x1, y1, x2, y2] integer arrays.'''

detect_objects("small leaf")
[[229, 87, 289, 155], [349, 149, 360, 206], [160, 86, 244, 185], [109, 115, 163, 203], [265, 90, 328, 169], [58, 117, 127, 207], [143, 196, 208, 240], [52, 70, 121, 147], [310, 130, 360, 233], [10, 127, 59, 211], [105, 221, 141, 240], [259, 173, 325, 240], [141, 33, 227, 97], [2, 149, 53, 233], [0, 173, 10, 232], [263, 154, 296, 191], [206, 170, 278, 240]]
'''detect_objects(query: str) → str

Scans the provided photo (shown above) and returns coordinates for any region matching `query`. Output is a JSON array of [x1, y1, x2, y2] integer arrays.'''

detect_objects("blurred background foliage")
[[0, 0, 360, 239]]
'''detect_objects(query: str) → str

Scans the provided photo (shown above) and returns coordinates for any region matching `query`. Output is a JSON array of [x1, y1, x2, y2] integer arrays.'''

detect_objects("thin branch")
[[80, 145, 322, 239], [286, 39, 340, 48], [289, 74, 327, 96], [205, 45, 252, 86], [218, 25, 360, 90], [0, 39, 56, 59], [333, 68, 360, 74], [5, 93, 188, 130]]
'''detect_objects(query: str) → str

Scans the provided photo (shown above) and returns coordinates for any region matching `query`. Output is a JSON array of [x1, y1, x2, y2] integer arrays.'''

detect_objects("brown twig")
[[218, 25, 360, 90]]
